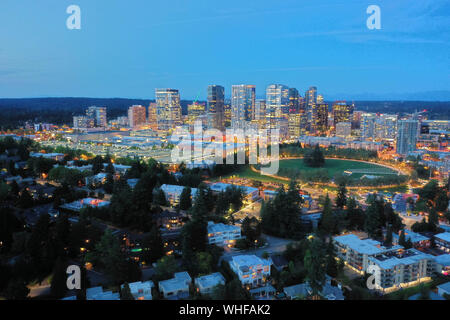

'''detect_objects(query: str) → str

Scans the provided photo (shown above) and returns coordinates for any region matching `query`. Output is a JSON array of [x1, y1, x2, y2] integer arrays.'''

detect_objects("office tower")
[[155, 88, 182, 131], [314, 103, 329, 134], [207, 85, 225, 131], [396, 120, 419, 155], [361, 113, 377, 140], [332, 101, 353, 127], [288, 88, 300, 113], [375, 114, 398, 140], [317, 94, 324, 104], [288, 113, 302, 140], [255, 99, 267, 129], [231, 84, 256, 128], [187, 101, 206, 124], [86, 106, 107, 127], [336, 122, 352, 139], [305, 86, 317, 126], [73, 116, 94, 129], [266, 84, 290, 131], [148, 102, 158, 130], [224, 99, 232, 128], [128, 105, 147, 129]]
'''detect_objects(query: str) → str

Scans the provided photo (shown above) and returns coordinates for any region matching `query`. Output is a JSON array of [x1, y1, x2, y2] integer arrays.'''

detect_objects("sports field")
[[277, 158, 398, 180]]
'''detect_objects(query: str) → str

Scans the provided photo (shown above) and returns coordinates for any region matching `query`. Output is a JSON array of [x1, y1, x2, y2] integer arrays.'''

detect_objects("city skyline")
[[0, 0, 449, 99]]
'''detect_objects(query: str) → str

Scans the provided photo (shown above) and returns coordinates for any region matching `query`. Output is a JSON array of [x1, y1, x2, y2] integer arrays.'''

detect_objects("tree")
[[179, 187, 192, 211], [336, 182, 347, 209], [4, 279, 30, 300], [154, 255, 179, 281], [428, 208, 439, 231], [91, 156, 104, 175], [364, 200, 383, 239], [325, 241, 339, 278], [241, 217, 262, 244], [384, 225, 393, 247], [398, 229, 406, 247], [154, 188, 167, 206], [142, 225, 164, 264], [86, 230, 141, 285], [50, 258, 68, 299], [319, 194, 336, 235], [304, 144, 325, 168], [304, 237, 327, 297], [345, 197, 365, 230], [120, 283, 135, 300]]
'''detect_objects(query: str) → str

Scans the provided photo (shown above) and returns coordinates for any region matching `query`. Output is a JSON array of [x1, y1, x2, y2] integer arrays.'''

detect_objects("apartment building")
[[368, 248, 436, 291], [207, 221, 242, 246], [229, 255, 271, 288], [194, 272, 226, 295]]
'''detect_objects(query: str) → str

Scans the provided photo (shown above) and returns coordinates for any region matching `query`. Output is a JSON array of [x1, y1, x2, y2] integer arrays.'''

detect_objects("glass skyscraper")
[[207, 85, 225, 131], [231, 84, 255, 128], [155, 88, 182, 131]]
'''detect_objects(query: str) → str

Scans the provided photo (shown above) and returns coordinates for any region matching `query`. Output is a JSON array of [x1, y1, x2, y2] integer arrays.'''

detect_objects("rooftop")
[[334, 234, 396, 255], [195, 272, 225, 289], [209, 182, 258, 196], [435, 232, 450, 243], [369, 248, 435, 270], [207, 221, 240, 234]]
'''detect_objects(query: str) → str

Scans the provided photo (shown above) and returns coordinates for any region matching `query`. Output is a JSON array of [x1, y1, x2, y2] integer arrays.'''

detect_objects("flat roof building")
[[194, 272, 226, 295]]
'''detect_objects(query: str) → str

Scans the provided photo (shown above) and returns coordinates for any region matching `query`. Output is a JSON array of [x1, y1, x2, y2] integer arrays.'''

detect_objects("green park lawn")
[[277, 158, 397, 180]]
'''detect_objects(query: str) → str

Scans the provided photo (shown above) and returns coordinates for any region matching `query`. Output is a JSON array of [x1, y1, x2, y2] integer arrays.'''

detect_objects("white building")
[[194, 272, 226, 295], [209, 182, 259, 203], [437, 281, 450, 297], [434, 232, 450, 253], [160, 184, 198, 206], [333, 234, 402, 273], [122, 281, 154, 300], [367, 248, 436, 292], [229, 255, 271, 288], [158, 272, 191, 300], [207, 221, 242, 246]]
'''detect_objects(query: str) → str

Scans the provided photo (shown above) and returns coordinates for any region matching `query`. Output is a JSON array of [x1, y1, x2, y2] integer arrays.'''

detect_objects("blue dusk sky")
[[0, 0, 449, 100]]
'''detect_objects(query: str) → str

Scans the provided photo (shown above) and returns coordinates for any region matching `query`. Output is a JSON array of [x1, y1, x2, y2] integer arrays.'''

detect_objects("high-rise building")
[[155, 88, 182, 131], [255, 99, 267, 129], [375, 114, 398, 140], [266, 84, 290, 131], [314, 103, 328, 134], [396, 120, 419, 155], [148, 102, 158, 130], [73, 116, 94, 129], [86, 106, 107, 127], [224, 99, 232, 128], [335, 122, 352, 139], [231, 85, 255, 128], [288, 113, 302, 140], [305, 86, 317, 126], [128, 105, 147, 129], [361, 113, 377, 141], [332, 101, 353, 127], [207, 85, 225, 131], [187, 101, 206, 124], [288, 88, 300, 113]]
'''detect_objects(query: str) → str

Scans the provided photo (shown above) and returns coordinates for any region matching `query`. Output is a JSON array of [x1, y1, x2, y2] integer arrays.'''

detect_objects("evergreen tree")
[[398, 229, 407, 247], [179, 186, 192, 211], [364, 200, 383, 239], [50, 258, 68, 299], [304, 237, 327, 297], [120, 283, 135, 300], [384, 225, 393, 246], [335, 182, 347, 209], [142, 225, 164, 264], [319, 194, 335, 235]]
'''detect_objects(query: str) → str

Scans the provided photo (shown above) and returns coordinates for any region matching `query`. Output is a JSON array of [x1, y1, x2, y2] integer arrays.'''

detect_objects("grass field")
[[277, 158, 398, 180]]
